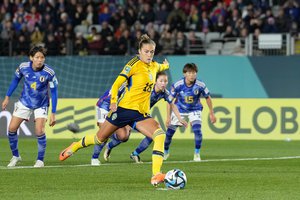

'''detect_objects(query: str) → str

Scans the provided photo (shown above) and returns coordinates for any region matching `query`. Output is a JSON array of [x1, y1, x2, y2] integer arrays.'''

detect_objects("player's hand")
[[210, 112, 216, 124], [110, 103, 117, 112], [163, 58, 169, 66], [49, 113, 56, 127], [179, 119, 188, 128], [2, 96, 9, 110]]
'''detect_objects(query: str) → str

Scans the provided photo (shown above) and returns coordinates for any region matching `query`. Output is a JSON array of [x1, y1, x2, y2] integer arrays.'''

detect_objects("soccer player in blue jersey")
[[91, 72, 187, 165], [1, 46, 58, 167], [164, 63, 216, 162]]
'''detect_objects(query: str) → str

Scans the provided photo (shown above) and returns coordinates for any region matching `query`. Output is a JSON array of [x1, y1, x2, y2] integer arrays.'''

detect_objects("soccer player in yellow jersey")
[[59, 34, 169, 187]]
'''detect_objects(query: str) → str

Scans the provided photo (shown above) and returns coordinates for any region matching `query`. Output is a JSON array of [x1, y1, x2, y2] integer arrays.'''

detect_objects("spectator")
[[138, 3, 155, 25], [74, 32, 88, 56], [167, 1, 186, 31]]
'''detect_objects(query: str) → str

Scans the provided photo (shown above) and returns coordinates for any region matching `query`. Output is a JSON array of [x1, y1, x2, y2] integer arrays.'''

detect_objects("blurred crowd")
[[0, 0, 299, 56]]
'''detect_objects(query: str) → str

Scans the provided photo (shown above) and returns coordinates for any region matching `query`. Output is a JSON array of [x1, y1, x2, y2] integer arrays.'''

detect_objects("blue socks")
[[164, 125, 177, 152], [92, 143, 106, 159], [37, 134, 47, 161], [8, 131, 19, 157], [192, 121, 202, 153], [134, 137, 153, 155], [107, 133, 122, 149]]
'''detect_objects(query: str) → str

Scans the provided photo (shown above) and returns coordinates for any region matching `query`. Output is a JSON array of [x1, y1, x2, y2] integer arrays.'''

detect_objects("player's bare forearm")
[[171, 103, 188, 127], [2, 96, 10, 110], [206, 96, 216, 123], [49, 113, 56, 127]]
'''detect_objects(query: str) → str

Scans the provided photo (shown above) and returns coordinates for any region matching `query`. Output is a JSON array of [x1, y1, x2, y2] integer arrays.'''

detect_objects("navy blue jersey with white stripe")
[[170, 78, 210, 113], [15, 62, 58, 109]]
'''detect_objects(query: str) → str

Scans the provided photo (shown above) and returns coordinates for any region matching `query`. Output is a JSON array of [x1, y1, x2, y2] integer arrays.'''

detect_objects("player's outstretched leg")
[[60, 134, 102, 161], [164, 125, 177, 160]]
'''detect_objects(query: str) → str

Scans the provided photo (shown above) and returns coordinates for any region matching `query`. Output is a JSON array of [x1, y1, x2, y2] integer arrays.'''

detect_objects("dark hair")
[[183, 63, 198, 73], [156, 71, 167, 80], [139, 34, 156, 49], [29, 46, 47, 57]]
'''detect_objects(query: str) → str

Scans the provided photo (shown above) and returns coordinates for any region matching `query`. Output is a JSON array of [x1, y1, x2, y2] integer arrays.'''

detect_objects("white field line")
[[1, 155, 300, 170]]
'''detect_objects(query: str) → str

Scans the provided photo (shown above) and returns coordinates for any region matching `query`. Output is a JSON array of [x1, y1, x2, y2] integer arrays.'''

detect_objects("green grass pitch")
[[0, 138, 299, 200]]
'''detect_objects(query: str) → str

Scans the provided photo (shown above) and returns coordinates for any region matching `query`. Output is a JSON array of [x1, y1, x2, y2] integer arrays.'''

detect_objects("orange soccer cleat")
[[59, 142, 76, 161], [151, 172, 166, 187]]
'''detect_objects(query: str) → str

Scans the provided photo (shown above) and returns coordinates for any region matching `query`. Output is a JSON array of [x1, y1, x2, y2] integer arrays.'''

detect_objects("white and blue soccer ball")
[[164, 169, 187, 190]]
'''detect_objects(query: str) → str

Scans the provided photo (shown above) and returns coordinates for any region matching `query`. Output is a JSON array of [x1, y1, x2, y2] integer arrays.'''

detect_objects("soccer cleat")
[[7, 156, 22, 167], [91, 158, 101, 166], [151, 173, 166, 187], [103, 145, 111, 162], [193, 153, 201, 162], [34, 160, 44, 168], [130, 153, 143, 163], [163, 152, 169, 161], [59, 142, 76, 161]]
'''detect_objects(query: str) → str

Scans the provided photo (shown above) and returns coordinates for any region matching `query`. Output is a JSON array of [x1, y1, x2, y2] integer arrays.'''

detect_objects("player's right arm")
[[2, 68, 22, 110], [110, 64, 134, 111]]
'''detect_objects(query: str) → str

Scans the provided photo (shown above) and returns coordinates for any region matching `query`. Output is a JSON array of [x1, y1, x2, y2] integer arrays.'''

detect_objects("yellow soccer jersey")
[[111, 56, 169, 115]]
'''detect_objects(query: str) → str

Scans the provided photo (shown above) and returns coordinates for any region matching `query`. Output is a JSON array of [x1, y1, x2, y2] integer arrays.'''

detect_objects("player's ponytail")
[[139, 34, 156, 50]]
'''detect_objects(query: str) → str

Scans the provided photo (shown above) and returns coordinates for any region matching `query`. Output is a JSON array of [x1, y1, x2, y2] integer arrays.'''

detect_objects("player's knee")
[[152, 128, 165, 139]]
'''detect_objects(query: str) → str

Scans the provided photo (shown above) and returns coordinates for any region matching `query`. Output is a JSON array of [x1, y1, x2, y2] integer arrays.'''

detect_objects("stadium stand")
[[0, 0, 299, 56]]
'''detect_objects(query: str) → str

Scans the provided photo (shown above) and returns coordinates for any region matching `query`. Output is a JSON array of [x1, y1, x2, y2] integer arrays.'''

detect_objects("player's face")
[[30, 52, 45, 70], [156, 75, 168, 91], [184, 71, 197, 84], [139, 44, 155, 64]]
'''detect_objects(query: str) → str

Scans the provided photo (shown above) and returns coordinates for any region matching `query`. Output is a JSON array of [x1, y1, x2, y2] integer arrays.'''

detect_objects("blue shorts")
[[106, 107, 150, 129]]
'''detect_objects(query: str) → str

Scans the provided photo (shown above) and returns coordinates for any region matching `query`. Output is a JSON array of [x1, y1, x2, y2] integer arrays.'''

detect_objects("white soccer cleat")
[[91, 158, 101, 166], [7, 156, 22, 167], [34, 160, 44, 168], [193, 153, 201, 162], [103, 146, 111, 162], [130, 153, 142, 163], [163, 152, 169, 161]]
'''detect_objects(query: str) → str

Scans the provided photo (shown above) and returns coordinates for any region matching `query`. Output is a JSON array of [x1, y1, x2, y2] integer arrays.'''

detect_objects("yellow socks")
[[152, 129, 166, 175], [71, 134, 102, 152]]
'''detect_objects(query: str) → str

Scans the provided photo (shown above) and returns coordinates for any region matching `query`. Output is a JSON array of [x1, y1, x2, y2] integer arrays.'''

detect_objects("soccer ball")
[[67, 123, 80, 133], [164, 169, 187, 190]]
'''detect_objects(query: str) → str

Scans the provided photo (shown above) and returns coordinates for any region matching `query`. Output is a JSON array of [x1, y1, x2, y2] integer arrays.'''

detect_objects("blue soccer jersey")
[[170, 78, 210, 113], [96, 84, 126, 111], [150, 87, 172, 108], [12, 62, 58, 109]]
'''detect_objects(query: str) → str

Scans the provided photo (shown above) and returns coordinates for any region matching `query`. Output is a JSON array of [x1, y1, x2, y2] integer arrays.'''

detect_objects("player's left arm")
[[49, 75, 58, 127], [157, 59, 169, 72], [205, 96, 216, 124]]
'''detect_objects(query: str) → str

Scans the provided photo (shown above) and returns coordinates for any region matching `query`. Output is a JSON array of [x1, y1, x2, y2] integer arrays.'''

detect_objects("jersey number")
[[185, 96, 194, 104], [143, 83, 153, 92], [31, 82, 37, 90]]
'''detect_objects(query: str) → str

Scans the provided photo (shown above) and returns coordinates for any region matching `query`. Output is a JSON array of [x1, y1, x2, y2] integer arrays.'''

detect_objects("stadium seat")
[[74, 25, 89, 34], [205, 32, 220, 44]]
